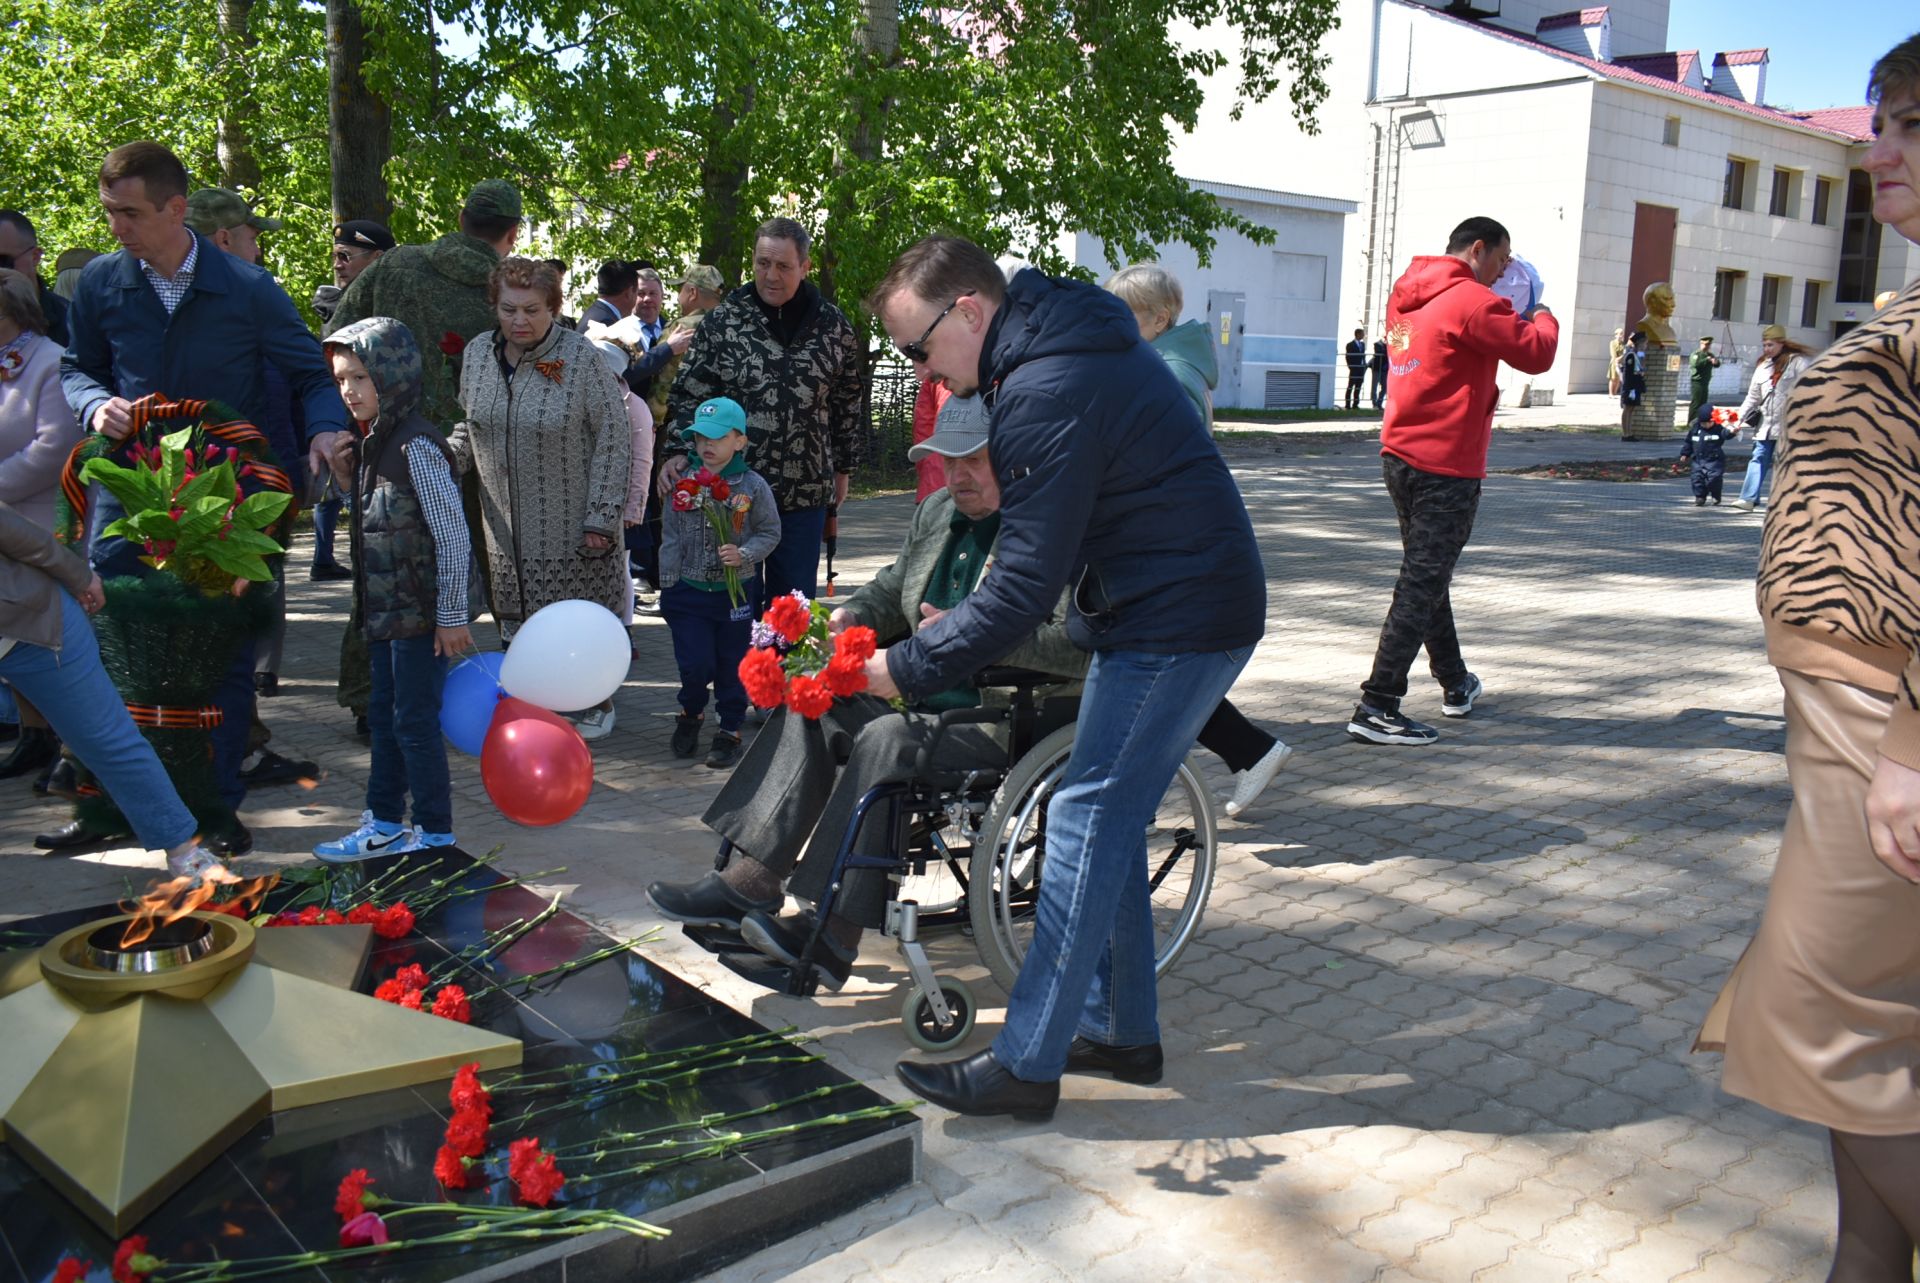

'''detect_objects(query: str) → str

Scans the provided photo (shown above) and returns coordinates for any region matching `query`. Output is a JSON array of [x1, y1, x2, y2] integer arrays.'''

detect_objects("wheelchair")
[[682, 668, 1221, 1051]]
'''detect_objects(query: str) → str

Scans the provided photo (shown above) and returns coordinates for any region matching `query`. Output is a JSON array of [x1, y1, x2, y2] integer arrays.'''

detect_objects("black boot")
[[0, 727, 57, 779]]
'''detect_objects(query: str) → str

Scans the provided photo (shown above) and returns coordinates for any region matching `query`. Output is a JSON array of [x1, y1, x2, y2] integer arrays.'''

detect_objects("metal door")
[[1207, 290, 1245, 410]]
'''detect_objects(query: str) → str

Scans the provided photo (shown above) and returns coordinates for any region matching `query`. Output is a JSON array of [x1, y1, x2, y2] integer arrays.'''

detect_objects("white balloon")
[[500, 599, 631, 712]]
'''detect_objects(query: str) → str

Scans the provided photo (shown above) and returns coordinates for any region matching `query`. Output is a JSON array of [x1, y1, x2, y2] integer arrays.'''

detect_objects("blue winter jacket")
[[60, 233, 345, 450], [885, 269, 1266, 700]]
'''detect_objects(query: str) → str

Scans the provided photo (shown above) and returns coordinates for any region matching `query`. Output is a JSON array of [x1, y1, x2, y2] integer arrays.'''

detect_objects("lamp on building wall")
[[1400, 110, 1446, 150]]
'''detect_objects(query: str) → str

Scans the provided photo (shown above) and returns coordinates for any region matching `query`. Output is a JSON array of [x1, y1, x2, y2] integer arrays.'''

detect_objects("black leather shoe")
[[37, 757, 84, 802], [354, 714, 370, 742], [0, 726, 57, 779], [646, 872, 777, 929], [254, 673, 279, 697], [739, 909, 855, 990], [1065, 1036, 1165, 1085], [895, 1050, 1059, 1122], [240, 749, 316, 787], [206, 821, 253, 859], [309, 561, 353, 582], [35, 818, 131, 852]]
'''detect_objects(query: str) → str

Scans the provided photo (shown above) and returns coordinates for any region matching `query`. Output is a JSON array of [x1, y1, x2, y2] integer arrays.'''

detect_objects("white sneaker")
[[1224, 741, 1294, 817], [572, 705, 616, 741], [167, 844, 226, 881], [314, 811, 412, 862]]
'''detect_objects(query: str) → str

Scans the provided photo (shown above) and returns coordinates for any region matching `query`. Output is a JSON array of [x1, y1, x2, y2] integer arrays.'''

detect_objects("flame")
[[118, 870, 281, 948]]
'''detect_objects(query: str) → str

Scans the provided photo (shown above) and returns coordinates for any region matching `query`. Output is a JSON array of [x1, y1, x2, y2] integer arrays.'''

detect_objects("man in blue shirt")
[[60, 141, 346, 856]]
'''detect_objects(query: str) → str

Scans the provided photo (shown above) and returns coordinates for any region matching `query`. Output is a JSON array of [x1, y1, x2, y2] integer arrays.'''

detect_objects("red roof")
[[1613, 50, 1699, 84], [1537, 7, 1608, 31], [1714, 48, 1769, 66], [1412, 3, 1863, 143], [1792, 106, 1875, 142]]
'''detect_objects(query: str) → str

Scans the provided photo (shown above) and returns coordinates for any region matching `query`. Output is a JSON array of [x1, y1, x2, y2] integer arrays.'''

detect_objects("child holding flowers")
[[659, 397, 779, 768]]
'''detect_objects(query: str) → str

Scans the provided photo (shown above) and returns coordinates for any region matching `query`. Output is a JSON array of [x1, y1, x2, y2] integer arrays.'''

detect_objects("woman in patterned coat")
[[452, 257, 632, 737], [1695, 33, 1920, 1279]]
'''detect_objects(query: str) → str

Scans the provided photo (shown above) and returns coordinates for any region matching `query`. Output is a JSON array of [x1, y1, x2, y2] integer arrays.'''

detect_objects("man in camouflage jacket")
[[665, 220, 864, 602], [323, 179, 523, 431]]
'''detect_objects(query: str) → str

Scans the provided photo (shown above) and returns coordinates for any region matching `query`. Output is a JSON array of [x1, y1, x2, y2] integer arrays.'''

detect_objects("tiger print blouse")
[[1758, 277, 1920, 765]]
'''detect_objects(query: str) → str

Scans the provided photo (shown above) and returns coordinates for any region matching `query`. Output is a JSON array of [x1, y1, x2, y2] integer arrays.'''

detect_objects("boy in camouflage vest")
[[315, 318, 476, 859]]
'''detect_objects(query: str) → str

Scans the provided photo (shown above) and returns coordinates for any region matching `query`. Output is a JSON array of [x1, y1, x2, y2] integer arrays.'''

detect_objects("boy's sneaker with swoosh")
[[1441, 673, 1483, 718], [314, 811, 413, 862], [1346, 704, 1439, 746]]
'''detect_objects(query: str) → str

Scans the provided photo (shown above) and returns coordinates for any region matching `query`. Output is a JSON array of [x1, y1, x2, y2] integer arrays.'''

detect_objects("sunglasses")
[[896, 293, 971, 363], [332, 246, 374, 264]]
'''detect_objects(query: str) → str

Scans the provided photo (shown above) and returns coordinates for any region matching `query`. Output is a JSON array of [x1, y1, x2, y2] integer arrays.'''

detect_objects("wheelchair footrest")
[[680, 923, 762, 958], [717, 949, 821, 997]]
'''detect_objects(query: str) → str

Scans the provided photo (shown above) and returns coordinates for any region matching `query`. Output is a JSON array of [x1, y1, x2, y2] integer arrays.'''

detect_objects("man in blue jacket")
[[865, 236, 1266, 1120], [60, 141, 346, 855]]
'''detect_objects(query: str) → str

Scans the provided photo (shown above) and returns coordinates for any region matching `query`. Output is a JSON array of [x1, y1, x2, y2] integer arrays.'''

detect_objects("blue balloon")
[[441, 652, 507, 755]]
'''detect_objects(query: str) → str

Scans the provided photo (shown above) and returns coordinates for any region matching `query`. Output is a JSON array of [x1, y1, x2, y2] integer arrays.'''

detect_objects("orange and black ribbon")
[[533, 358, 566, 384], [124, 702, 225, 729]]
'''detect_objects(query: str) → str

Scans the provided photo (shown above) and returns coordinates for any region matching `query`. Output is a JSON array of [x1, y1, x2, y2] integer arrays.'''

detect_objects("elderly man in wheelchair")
[[646, 395, 1220, 1052]]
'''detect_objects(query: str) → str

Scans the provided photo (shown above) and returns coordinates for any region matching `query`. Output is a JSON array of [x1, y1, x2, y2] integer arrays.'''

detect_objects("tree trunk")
[[817, 0, 897, 309], [215, 0, 262, 191], [696, 82, 753, 283], [327, 0, 392, 223]]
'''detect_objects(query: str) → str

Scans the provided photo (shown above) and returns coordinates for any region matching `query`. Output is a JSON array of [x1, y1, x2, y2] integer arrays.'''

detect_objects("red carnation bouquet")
[[670, 466, 753, 607], [1709, 408, 1741, 428], [739, 590, 876, 719]]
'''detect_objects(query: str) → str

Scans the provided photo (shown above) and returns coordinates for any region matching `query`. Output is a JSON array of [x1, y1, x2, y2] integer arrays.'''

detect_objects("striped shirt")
[[404, 443, 471, 627], [139, 233, 200, 316]]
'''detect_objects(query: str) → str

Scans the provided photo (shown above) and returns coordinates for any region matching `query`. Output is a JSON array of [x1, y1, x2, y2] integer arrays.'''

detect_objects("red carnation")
[[338, 1211, 390, 1247], [318, 908, 347, 925], [450, 1063, 492, 1117], [820, 653, 867, 698], [398, 988, 424, 1011], [833, 625, 877, 664], [765, 593, 811, 645], [111, 1237, 157, 1283], [439, 331, 467, 356], [433, 1144, 473, 1189], [296, 905, 323, 926], [333, 1169, 376, 1221], [372, 979, 408, 1004], [393, 963, 430, 992], [54, 1257, 92, 1283], [785, 673, 833, 719], [431, 985, 472, 1023], [507, 1138, 565, 1207], [739, 646, 788, 709], [346, 903, 378, 926], [373, 903, 416, 940], [445, 1110, 489, 1158]]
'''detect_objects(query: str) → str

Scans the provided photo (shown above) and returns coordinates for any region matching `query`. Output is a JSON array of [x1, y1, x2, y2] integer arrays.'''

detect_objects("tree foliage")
[[3, 0, 1337, 326]]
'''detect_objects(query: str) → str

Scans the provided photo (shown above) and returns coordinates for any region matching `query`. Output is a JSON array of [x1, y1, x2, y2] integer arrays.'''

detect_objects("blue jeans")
[[1738, 438, 1775, 505], [662, 583, 753, 733], [0, 593, 196, 850], [366, 634, 452, 833], [991, 645, 1251, 1081], [762, 503, 829, 604]]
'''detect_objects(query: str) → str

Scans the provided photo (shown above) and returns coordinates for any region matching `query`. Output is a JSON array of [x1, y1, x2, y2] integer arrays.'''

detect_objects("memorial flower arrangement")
[[1709, 407, 1741, 428], [738, 591, 876, 719], [669, 466, 754, 606]]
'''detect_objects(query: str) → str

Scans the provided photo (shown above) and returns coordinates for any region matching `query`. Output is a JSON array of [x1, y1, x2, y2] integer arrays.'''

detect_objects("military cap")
[[334, 219, 396, 252], [463, 179, 524, 222], [669, 263, 724, 294], [185, 188, 281, 234]]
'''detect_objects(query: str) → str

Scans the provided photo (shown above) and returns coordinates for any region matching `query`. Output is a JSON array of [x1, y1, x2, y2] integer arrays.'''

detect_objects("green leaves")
[[81, 433, 289, 586]]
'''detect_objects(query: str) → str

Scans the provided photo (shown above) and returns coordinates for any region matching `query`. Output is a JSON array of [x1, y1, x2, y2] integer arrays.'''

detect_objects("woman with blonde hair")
[[1696, 30, 1920, 1279], [1729, 323, 1813, 512]]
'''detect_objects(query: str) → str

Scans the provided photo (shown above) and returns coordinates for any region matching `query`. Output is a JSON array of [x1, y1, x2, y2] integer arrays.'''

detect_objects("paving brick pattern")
[[0, 429, 1831, 1282]]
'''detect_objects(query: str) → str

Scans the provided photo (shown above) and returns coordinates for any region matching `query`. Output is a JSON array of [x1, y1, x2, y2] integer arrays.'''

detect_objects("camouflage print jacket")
[[324, 232, 502, 431], [665, 282, 865, 511]]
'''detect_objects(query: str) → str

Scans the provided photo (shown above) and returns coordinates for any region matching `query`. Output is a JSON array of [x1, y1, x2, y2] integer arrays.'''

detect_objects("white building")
[[1061, 180, 1359, 409], [1171, 0, 1912, 398]]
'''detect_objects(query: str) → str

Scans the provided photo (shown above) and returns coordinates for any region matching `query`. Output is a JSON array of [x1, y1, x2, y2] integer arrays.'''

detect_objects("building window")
[[1769, 168, 1800, 218], [1802, 280, 1824, 328], [1759, 275, 1788, 324], [1724, 157, 1753, 211], [1839, 169, 1885, 299], [1812, 177, 1835, 226], [1713, 270, 1746, 322], [1662, 116, 1680, 147]]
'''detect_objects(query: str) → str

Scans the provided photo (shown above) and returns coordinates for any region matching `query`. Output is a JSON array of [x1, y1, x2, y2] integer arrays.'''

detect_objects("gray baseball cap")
[[908, 393, 990, 462]]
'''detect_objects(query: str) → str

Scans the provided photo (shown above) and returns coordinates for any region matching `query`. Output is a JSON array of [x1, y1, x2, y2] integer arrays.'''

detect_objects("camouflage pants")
[[1360, 453, 1480, 711]]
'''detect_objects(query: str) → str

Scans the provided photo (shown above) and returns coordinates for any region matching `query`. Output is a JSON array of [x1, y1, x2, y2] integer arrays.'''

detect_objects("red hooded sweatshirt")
[[1380, 255, 1560, 479]]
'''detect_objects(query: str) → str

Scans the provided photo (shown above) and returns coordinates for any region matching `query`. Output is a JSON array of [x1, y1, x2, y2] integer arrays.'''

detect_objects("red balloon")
[[480, 697, 594, 826]]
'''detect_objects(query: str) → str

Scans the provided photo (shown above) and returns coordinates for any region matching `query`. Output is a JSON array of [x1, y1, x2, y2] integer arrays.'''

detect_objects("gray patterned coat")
[[450, 323, 632, 623]]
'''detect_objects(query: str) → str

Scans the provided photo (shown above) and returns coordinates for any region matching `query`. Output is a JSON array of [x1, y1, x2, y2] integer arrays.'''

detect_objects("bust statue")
[[1634, 281, 1677, 347]]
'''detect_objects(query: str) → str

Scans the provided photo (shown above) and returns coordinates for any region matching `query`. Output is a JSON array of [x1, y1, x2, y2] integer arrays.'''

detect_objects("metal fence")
[[859, 357, 922, 490]]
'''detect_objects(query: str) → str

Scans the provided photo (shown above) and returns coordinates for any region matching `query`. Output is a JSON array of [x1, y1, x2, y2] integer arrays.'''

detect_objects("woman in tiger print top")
[[1696, 33, 1920, 1278]]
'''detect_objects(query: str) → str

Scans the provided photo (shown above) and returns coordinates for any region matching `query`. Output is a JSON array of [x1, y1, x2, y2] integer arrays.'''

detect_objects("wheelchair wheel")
[[969, 724, 1218, 995], [902, 978, 976, 1052]]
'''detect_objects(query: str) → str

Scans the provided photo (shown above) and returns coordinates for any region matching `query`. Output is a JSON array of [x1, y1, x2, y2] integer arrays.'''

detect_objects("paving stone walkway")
[[0, 428, 1827, 1282]]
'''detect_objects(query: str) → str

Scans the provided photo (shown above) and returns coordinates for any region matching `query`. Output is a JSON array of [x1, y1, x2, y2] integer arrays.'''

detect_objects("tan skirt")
[[1696, 668, 1920, 1135]]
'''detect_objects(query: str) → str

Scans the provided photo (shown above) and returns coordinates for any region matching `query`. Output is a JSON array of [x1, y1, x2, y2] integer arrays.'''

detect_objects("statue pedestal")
[[1625, 345, 1682, 440]]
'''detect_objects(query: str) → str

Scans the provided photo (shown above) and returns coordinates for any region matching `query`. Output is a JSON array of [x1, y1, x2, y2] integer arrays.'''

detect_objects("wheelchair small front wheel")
[[902, 978, 976, 1052]]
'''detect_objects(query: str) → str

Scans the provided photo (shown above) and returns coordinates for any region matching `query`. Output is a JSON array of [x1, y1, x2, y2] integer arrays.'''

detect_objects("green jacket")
[[324, 232, 502, 430], [843, 489, 1087, 694], [1689, 349, 1720, 390], [1152, 320, 1219, 427]]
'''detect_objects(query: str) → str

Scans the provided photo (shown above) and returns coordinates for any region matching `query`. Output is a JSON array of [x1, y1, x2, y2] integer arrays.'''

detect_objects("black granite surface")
[[0, 849, 917, 1282]]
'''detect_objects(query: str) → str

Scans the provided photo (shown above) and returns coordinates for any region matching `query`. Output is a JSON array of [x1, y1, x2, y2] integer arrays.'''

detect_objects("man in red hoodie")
[[1347, 216, 1559, 746]]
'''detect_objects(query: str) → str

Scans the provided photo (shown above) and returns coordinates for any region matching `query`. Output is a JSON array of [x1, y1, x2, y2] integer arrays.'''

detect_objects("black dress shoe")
[[0, 726, 57, 779], [354, 714, 370, 742], [645, 872, 777, 929], [240, 749, 316, 787], [37, 757, 84, 802], [309, 561, 354, 582], [1065, 1036, 1165, 1085], [895, 1050, 1059, 1122], [254, 673, 279, 697], [739, 909, 855, 990], [206, 822, 253, 858], [35, 818, 131, 852]]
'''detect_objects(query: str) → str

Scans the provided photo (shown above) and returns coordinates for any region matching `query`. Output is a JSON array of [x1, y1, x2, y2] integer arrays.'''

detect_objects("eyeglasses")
[[896, 293, 971, 363], [332, 247, 372, 264]]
